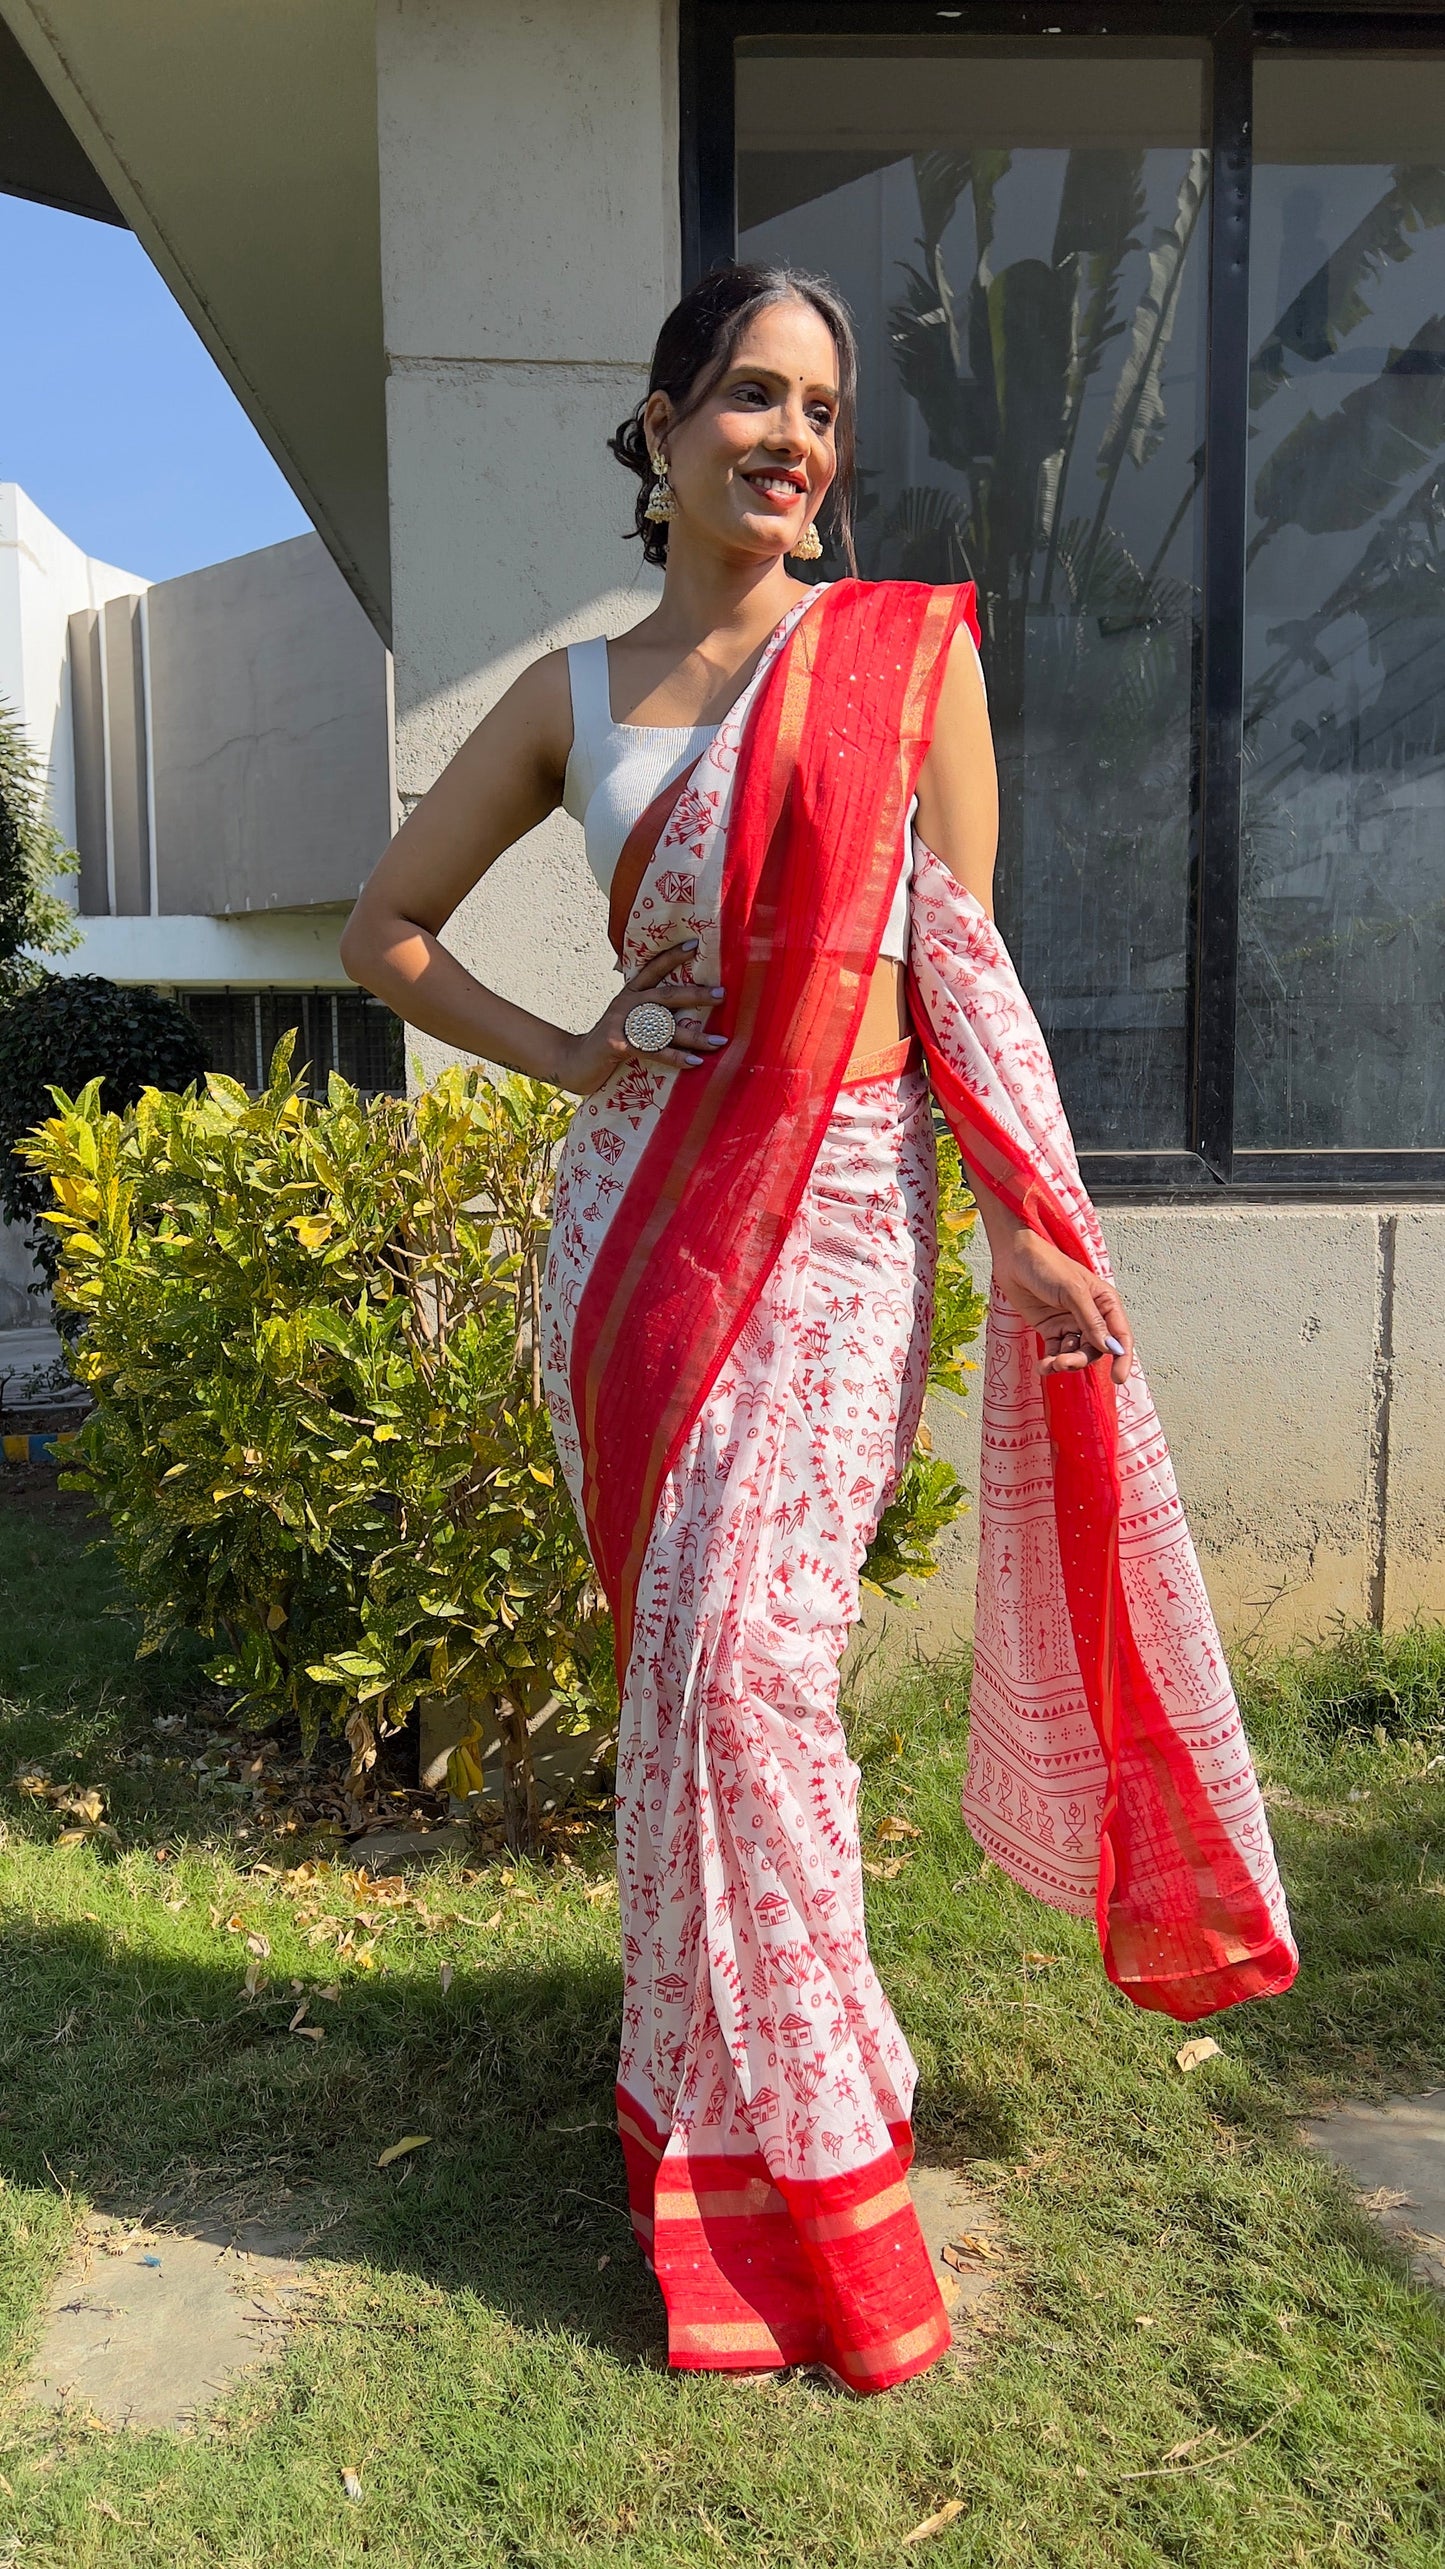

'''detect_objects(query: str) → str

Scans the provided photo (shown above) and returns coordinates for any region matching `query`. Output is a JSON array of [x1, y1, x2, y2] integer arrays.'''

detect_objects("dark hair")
[[610, 263, 859, 572]]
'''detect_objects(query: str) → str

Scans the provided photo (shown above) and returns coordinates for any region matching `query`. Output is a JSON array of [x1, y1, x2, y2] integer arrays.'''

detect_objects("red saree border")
[[616, 2085, 951, 2389], [911, 993, 1298, 2021], [571, 579, 980, 1680]]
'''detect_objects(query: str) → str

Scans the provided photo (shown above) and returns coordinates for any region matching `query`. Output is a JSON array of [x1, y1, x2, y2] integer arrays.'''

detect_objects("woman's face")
[[646, 298, 840, 566]]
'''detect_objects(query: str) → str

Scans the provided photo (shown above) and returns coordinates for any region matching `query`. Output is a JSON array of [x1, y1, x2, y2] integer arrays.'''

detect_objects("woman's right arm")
[[339, 652, 722, 1094]]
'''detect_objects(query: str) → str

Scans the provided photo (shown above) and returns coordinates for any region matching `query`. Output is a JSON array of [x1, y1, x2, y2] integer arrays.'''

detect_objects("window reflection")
[[1240, 56, 1445, 1151], [738, 40, 1208, 1151]]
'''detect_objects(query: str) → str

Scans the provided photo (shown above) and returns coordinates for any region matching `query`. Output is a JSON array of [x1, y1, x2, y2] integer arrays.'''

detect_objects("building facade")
[[2, 0, 1442, 1642], [1, 483, 399, 1092]]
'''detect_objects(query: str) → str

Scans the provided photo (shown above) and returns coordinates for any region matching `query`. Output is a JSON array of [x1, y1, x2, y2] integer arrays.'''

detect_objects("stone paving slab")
[[348, 1821, 472, 1874], [28, 2211, 309, 2431], [1303, 2090, 1445, 2292], [909, 2163, 1005, 2342]]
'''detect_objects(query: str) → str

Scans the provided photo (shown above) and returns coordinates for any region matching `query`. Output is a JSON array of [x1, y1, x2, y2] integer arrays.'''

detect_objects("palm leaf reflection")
[[877, 136, 1445, 1148], [880, 145, 1203, 1138]]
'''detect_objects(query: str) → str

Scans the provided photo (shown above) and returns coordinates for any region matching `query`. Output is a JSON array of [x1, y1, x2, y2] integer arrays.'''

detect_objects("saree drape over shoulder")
[[541, 579, 1296, 2393]]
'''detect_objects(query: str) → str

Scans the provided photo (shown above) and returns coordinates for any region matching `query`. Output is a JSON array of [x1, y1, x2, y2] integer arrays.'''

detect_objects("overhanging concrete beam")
[[0, 0, 391, 639], [0, 15, 120, 221]]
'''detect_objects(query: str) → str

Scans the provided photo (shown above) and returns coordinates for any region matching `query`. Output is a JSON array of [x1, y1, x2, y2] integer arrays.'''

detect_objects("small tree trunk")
[[495, 1688, 539, 1854]]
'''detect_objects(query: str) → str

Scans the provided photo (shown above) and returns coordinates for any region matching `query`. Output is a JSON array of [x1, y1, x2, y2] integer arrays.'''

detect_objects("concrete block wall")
[[867, 1206, 1445, 1660]]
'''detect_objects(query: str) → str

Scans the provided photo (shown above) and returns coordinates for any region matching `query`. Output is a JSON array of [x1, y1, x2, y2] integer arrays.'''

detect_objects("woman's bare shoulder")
[[478, 644, 575, 782]]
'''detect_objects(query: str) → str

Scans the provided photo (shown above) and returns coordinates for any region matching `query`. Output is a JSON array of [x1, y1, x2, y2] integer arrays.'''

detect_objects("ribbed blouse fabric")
[[561, 635, 914, 962]]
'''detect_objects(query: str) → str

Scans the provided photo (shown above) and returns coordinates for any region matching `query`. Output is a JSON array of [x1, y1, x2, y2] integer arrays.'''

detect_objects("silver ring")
[[624, 1001, 676, 1054]]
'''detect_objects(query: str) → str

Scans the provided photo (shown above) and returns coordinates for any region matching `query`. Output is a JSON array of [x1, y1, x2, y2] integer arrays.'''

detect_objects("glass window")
[[1240, 57, 1445, 1150], [737, 37, 1209, 1151]]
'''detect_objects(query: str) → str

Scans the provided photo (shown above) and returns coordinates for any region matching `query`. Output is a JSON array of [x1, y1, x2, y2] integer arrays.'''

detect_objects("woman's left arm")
[[914, 625, 999, 915], [915, 625, 1135, 1388]]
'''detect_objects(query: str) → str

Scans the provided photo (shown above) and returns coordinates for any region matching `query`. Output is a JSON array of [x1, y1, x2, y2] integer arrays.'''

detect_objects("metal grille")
[[174, 989, 405, 1098]]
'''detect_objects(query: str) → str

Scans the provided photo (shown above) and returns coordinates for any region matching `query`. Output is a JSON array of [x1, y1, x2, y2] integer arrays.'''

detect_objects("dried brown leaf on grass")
[[942, 2233, 999, 2268], [23, 1776, 119, 1847], [903, 2497, 964, 2543]]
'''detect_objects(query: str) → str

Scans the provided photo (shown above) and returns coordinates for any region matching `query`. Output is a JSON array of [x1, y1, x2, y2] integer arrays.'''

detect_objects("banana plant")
[[885, 147, 1203, 666]]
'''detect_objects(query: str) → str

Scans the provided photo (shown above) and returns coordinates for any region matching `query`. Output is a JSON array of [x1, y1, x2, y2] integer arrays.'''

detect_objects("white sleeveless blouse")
[[562, 636, 913, 962]]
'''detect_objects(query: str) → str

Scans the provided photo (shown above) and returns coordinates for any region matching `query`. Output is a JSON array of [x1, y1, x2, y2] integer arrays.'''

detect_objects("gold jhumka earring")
[[790, 520, 823, 561], [644, 454, 677, 524]]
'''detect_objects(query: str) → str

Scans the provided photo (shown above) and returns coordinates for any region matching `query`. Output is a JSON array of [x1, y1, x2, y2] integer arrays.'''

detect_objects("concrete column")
[[376, 0, 679, 1079]]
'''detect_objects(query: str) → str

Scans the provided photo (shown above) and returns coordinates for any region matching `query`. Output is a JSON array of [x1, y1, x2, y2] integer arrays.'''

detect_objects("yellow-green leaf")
[[377, 2134, 432, 2169]]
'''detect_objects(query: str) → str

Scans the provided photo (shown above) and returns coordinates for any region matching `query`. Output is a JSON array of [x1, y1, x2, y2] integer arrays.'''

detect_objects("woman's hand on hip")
[[987, 1222, 1134, 1387], [556, 938, 728, 1097]]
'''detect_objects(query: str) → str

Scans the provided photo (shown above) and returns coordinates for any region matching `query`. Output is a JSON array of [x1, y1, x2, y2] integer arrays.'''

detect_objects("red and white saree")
[[541, 579, 1295, 2394]]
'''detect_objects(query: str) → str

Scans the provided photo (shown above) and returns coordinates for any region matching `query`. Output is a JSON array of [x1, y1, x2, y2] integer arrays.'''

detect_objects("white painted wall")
[[48, 910, 347, 987], [1, 487, 384, 990], [865, 1204, 1445, 1667], [376, 0, 679, 1080], [0, 481, 144, 848]]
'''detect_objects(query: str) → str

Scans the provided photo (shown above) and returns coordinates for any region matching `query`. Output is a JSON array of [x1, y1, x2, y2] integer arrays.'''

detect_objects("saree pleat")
[[540, 579, 1295, 2388], [547, 1065, 951, 2385]]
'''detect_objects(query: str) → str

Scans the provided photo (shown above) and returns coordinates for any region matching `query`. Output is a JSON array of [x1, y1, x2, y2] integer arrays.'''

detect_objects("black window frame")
[[680, 0, 1445, 1200]]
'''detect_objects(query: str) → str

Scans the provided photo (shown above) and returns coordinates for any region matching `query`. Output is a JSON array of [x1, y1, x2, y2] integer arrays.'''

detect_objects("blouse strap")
[[567, 636, 614, 763]]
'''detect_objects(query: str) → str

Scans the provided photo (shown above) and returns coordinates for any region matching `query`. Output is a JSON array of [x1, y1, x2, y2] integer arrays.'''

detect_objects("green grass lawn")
[[1, 1468, 1444, 2566]]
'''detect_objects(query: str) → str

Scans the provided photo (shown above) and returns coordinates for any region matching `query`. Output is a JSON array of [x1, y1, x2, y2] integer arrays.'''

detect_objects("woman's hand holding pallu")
[[978, 1213, 1135, 1388]]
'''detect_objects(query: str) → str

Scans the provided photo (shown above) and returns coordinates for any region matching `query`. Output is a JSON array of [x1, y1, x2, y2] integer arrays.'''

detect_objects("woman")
[[341, 264, 1296, 2395]]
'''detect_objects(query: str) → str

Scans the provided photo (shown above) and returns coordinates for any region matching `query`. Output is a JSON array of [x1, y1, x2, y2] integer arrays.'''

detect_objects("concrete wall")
[[146, 536, 393, 915], [0, 480, 142, 850], [2, 489, 389, 1006], [861, 1205, 1445, 1662], [48, 910, 349, 989], [376, 0, 679, 1082], [62, 530, 393, 924]]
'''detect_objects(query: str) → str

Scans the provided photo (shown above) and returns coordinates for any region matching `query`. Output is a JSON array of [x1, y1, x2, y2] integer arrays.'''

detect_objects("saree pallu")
[[907, 858, 1298, 2018], [541, 579, 1296, 2390]]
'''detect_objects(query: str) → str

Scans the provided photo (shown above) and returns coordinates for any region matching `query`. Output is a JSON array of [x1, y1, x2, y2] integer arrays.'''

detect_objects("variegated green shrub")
[[26, 1042, 594, 1844], [25, 1049, 983, 1846]]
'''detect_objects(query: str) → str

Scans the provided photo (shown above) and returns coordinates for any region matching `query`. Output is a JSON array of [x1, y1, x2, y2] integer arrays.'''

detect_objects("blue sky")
[[1, 193, 309, 582]]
